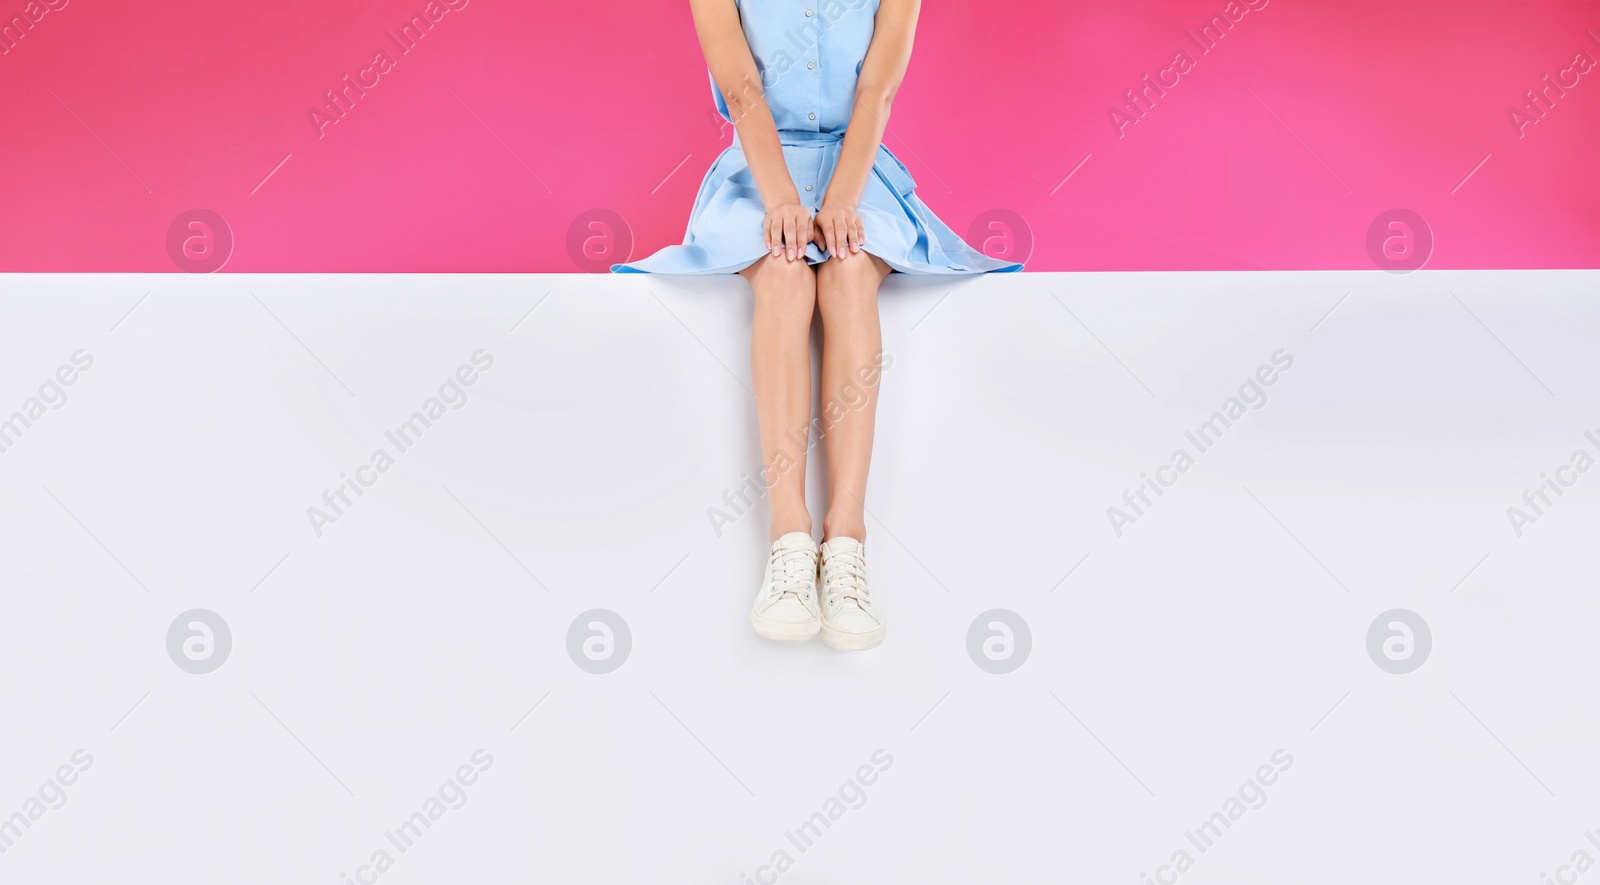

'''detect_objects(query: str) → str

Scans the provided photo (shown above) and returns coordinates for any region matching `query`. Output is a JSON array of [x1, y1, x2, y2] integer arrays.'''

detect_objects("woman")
[[615, 0, 1022, 650]]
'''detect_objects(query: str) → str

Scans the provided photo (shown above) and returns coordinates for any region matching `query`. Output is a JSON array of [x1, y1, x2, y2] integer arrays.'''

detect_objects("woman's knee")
[[816, 255, 886, 315], [742, 253, 817, 308]]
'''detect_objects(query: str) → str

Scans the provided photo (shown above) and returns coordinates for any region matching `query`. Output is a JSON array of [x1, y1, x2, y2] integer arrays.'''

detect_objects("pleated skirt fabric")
[[612, 131, 1024, 276]]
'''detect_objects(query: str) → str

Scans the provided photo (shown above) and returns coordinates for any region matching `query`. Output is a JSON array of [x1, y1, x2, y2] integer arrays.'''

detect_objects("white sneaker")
[[819, 537, 884, 650], [750, 532, 821, 642]]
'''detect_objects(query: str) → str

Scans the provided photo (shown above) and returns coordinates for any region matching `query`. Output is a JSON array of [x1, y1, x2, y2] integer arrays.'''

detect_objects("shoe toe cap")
[[826, 606, 881, 633]]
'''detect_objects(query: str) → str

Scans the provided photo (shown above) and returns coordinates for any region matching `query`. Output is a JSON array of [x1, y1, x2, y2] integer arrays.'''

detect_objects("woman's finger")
[[852, 216, 865, 251], [826, 218, 840, 259], [784, 213, 798, 260], [768, 216, 782, 256]]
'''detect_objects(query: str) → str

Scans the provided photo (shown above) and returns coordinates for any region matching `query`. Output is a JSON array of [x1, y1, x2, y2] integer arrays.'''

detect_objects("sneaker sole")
[[820, 622, 885, 650], [751, 610, 821, 642]]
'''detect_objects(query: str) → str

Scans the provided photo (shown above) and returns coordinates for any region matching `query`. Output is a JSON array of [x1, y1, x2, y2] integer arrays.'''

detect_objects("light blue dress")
[[612, 0, 1023, 275]]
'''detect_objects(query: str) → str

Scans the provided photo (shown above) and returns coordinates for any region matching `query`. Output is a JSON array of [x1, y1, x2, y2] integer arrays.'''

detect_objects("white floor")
[[1, 269, 1598, 884]]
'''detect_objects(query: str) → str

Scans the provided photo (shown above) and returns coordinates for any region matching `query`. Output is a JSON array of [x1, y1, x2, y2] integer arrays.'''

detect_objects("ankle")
[[769, 513, 813, 543], [821, 516, 866, 543]]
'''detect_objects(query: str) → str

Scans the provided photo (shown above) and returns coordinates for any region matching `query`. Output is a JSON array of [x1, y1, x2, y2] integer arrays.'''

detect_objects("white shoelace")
[[824, 547, 870, 609], [768, 546, 817, 604]]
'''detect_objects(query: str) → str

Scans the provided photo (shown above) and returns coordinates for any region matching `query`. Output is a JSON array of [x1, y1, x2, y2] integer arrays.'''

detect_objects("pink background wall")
[[0, 0, 1595, 273]]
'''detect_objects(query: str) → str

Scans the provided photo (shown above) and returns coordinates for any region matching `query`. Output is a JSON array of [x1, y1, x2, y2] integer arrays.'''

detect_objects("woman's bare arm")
[[690, 0, 811, 260], [816, 0, 920, 260]]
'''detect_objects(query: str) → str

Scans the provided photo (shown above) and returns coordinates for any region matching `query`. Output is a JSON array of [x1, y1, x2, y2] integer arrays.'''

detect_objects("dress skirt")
[[612, 130, 1023, 275]]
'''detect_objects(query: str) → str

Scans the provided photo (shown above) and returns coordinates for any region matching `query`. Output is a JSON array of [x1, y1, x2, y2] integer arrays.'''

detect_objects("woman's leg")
[[814, 253, 892, 542], [740, 254, 819, 541]]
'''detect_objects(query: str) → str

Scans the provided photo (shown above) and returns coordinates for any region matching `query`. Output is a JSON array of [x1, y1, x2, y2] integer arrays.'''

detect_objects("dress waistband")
[[733, 129, 846, 149]]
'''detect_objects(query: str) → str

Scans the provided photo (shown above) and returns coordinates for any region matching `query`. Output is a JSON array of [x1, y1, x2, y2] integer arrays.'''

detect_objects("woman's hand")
[[813, 203, 866, 260], [764, 202, 815, 261]]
